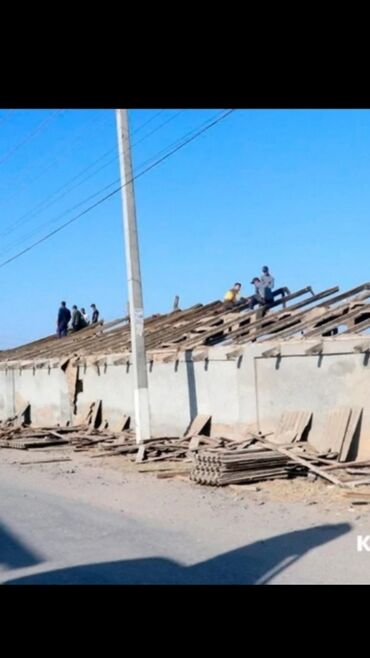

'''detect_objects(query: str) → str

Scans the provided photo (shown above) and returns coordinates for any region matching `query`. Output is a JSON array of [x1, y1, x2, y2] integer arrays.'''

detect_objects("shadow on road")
[[4, 522, 351, 584], [0, 521, 42, 570]]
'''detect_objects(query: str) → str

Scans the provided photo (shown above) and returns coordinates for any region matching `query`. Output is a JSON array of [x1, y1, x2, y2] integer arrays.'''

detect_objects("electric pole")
[[116, 109, 151, 444]]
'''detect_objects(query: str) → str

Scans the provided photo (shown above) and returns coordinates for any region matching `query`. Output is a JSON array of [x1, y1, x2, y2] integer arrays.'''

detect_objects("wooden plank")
[[14, 402, 31, 427], [184, 414, 211, 438], [323, 458, 370, 471], [135, 445, 146, 463], [339, 407, 362, 462], [272, 410, 312, 445], [17, 458, 72, 465], [310, 408, 351, 454], [342, 490, 370, 500], [189, 436, 201, 451], [109, 415, 130, 433], [90, 400, 102, 429]]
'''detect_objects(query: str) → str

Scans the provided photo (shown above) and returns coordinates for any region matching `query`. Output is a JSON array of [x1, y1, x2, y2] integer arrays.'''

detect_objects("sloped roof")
[[1, 282, 370, 363]]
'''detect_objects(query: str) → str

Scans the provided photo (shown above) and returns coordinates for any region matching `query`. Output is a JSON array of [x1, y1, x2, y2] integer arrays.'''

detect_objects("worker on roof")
[[248, 277, 270, 309], [57, 301, 71, 338], [81, 307, 89, 324], [71, 305, 87, 331], [90, 304, 100, 324], [261, 265, 274, 295], [224, 282, 243, 309], [260, 265, 290, 306]]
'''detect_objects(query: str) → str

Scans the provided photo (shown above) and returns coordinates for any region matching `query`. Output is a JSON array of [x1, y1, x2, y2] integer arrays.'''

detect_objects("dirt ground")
[[1, 444, 369, 515]]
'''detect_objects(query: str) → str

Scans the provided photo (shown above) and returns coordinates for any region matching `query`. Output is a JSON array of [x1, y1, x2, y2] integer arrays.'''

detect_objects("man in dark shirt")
[[57, 301, 71, 337], [90, 303, 99, 324], [71, 305, 87, 331]]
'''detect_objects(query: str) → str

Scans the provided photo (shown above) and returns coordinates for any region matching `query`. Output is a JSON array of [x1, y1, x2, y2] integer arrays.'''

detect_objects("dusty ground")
[[0, 444, 368, 514]]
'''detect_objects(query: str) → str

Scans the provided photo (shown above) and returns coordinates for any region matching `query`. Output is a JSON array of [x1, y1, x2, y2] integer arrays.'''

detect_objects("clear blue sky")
[[0, 108, 368, 348]]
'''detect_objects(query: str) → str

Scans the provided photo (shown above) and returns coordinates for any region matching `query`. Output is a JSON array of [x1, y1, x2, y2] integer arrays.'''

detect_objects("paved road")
[[1, 463, 370, 584]]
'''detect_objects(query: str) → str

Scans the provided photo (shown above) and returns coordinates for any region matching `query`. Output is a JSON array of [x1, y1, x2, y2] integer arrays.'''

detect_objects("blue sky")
[[0, 108, 368, 348]]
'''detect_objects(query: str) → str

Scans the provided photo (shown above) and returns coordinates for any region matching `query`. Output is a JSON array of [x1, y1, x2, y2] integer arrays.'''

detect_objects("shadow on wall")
[[4, 523, 350, 585], [0, 520, 43, 571], [185, 349, 198, 419]]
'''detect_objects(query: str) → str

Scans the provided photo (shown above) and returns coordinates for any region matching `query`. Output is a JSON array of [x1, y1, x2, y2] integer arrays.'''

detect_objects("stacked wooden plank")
[[190, 446, 293, 486]]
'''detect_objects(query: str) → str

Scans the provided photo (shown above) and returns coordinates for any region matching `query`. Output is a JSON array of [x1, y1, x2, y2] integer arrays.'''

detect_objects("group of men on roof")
[[224, 266, 290, 311], [57, 302, 100, 338]]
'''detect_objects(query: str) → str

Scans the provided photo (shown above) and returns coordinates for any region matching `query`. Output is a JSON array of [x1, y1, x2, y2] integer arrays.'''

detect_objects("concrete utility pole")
[[116, 109, 151, 444]]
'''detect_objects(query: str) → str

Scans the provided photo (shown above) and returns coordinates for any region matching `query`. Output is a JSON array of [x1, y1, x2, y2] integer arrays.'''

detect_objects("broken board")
[[339, 407, 362, 462], [184, 414, 211, 438], [310, 408, 352, 454], [271, 410, 312, 445]]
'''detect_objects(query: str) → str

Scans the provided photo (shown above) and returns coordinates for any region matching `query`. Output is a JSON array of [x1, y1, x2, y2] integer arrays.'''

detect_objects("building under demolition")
[[1, 282, 370, 460]]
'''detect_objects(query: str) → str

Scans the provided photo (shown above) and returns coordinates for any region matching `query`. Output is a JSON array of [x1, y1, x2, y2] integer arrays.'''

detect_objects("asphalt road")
[[1, 459, 370, 584]]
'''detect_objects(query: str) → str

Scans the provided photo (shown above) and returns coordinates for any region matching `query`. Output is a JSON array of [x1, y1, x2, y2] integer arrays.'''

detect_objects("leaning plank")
[[255, 436, 345, 486], [339, 407, 362, 462], [272, 410, 312, 445], [14, 402, 31, 427], [136, 445, 146, 463], [310, 408, 352, 454], [109, 415, 130, 433], [90, 400, 102, 429], [184, 414, 211, 438]]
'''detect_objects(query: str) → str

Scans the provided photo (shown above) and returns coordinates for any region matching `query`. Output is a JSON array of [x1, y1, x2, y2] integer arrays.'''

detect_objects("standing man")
[[261, 266, 274, 296], [91, 303, 100, 324], [57, 301, 71, 338], [81, 307, 89, 324], [261, 265, 290, 305]]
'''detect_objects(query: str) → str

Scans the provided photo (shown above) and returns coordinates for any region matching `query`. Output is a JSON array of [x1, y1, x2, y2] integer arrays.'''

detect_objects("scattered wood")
[[254, 436, 345, 486]]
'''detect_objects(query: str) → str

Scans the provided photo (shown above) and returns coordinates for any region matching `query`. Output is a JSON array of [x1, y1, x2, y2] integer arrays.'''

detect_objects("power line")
[[0, 110, 15, 124], [0, 110, 64, 168], [0, 111, 220, 256], [0, 111, 188, 256], [0, 109, 234, 270], [0, 111, 183, 243], [0, 110, 105, 198]]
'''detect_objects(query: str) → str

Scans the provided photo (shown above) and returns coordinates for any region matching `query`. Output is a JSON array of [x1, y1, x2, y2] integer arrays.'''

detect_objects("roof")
[[1, 282, 370, 364]]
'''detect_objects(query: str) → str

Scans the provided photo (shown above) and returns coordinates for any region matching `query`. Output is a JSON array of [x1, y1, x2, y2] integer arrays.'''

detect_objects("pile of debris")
[[2, 406, 370, 497]]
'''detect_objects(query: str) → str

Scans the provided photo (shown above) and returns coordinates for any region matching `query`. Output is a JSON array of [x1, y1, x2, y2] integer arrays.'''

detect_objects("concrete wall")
[[1, 335, 370, 457], [0, 366, 71, 426]]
